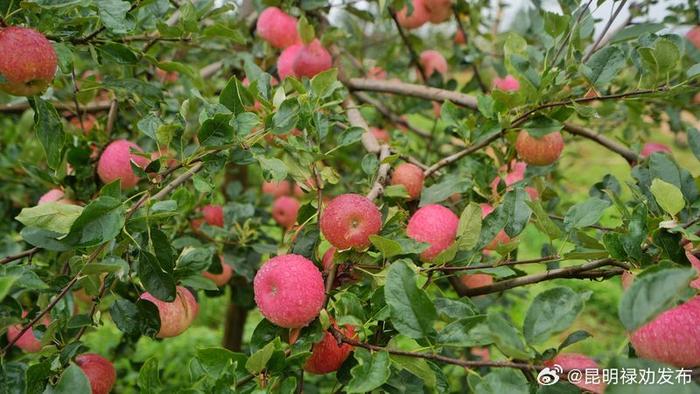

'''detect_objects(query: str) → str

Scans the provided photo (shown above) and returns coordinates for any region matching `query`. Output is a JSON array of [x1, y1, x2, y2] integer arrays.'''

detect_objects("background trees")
[[0, 0, 699, 392]]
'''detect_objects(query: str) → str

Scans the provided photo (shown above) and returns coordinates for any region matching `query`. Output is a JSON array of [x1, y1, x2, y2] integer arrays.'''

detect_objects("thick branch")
[[455, 258, 623, 297], [424, 131, 501, 177], [329, 326, 541, 371], [366, 145, 392, 201], [562, 123, 639, 164], [344, 97, 381, 153], [352, 91, 432, 139], [346, 78, 478, 109]]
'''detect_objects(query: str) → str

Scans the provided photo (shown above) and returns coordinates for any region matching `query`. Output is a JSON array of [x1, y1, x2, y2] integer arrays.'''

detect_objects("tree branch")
[[366, 145, 392, 201], [452, 4, 487, 92], [454, 258, 624, 297], [345, 78, 478, 109], [329, 326, 542, 371], [388, 9, 428, 81], [0, 247, 40, 265], [562, 123, 639, 164], [0, 101, 113, 114], [423, 255, 562, 273], [582, 0, 628, 62]]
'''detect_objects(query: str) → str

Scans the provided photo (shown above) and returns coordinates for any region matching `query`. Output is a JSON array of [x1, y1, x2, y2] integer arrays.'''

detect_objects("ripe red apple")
[[320, 194, 383, 250], [38, 188, 76, 205], [515, 130, 565, 166], [640, 142, 671, 158], [424, 0, 452, 23], [203, 256, 234, 286], [390, 163, 425, 200], [292, 39, 332, 79], [687, 26, 700, 49], [396, 0, 431, 29], [489, 160, 527, 195], [406, 204, 459, 261], [256, 7, 301, 49], [201, 204, 224, 227], [481, 203, 511, 250], [304, 324, 356, 374], [684, 244, 700, 289], [492, 75, 520, 92], [454, 29, 466, 44], [6, 312, 50, 353], [370, 127, 391, 144], [544, 353, 605, 394], [262, 180, 293, 197], [419, 50, 448, 77], [459, 274, 493, 289], [629, 296, 700, 367], [0, 26, 57, 96], [96, 140, 149, 189], [367, 66, 387, 80], [272, 196, 300, 229], [139, 286, 199, 338], [75, 353, 116, 394], [277, 44, 303, 80], [253, 254, 325, 328]]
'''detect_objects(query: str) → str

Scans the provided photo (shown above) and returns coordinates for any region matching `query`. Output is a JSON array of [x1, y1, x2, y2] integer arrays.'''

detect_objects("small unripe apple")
[[262, 180, 293, 197], [277, 44, 303, 80], [687, 26, 700, 49], [202, 204, 224, 227], [640, 142, 671, 158], [544, 353, 605, 394], [320, 194, 383, 250], [304, 324, 356, 374], [424, 0, 452, 23], [419, 50, 448, 77], [367, 66, 387, 80], [629, 296, 700, 367], [272, 196, 300, 229], [75, 353, 116, 394], [38, 188, 76, 205], [406, 204, 459, 261], [390, 163, 425, 200], [492, 75, 520, 92], [96, 140, 149, 189], [396, 0, 431, 29], [256, 7, 301, 49], [459, 274, 493, 288], [481, 203, 511, 250], [292, 39, 332, 79], [515, 130, 564, 166], [0, 26, 57, 96], [139, 286, 199, 338], [370, 127, 391, 144], [253, 254, 325, 328], [203, 256, 234, 286]]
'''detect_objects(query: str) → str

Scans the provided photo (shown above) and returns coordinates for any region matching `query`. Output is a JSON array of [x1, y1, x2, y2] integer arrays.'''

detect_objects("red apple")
[[367, 66, 387, 80], [370, 127, 391, 144], [419, 50, 448, 77], [96, 140, 149, 189], [406, 204, 459, 261], [139, 286, 199, 338], [256, 7, 301, 49], [38, 188, 76, 205], [203, 256, 234, 286], [390, 163, 425, 200], [0, 26, 57, 96], [687, 26, 700, 49], [545, 353, 605, 394], [272, 196, 300, 229], [640, 142, 671, 158], [459, 274, 493, 288], [396, 0, 431, 29], [253, 254, 325, 328], [262, 180, 293, 197], [277, 44, 303, 80], [515, 130, 565, 166], [320, 194, 383, 250], [201, 204, 224, 227], [304, 324, 356, 374], [292, 39, 332, 79], [424, 0, 452, 23], [75, 353, 116, 394], [492, 75, 520, 92]]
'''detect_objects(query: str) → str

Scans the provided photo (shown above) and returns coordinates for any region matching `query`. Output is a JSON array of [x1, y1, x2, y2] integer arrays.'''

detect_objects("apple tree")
[[1, 0, 700, 393]]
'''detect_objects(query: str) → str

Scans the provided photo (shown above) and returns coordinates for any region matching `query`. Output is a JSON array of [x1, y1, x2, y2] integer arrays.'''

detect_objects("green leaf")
[[137, 358, 161, 394], [609, 23, 664, 44], [385, 260, 436, 339], [336, 126, 363, 148], [220, 77, 253, 114], [245, 341, 274, 374], [581, 46, 625, 89], [110, 298, 160, 337], [487, 314, 532, 359], [43, 364, 91, 394], [618, 268, 696, 331], [650, 178, 685, 216], [0, 276, 19, 302], [419, 177, 470, 206], [456, 203, 481, 251], [687, 63, 700, 78], [258, 157, 287, 180], [98, 42, 138, 64], [502, 186, 532, 237], [436, 315, 487, 346], [66, 196, 125, 247], [654, 39, 680, 73], [297, 16, 315, 45], [197, 347, 246, 378], [272, 99, 299, 134], [346, 349, 391, 393], [198, 113, 234, 147], [137, 251, 176, 302], [558, 330, 592, 351], [311, 69, 339, 98], [15, 203, 83, 234], [688, 128, 700, 161], [522, 115, 563, 138], [96, 0, 135, 34], [475, 369, 528, 394], [523, 287, 589, 344], [387, 337, 437, 389], [563, 197, 610, 231], [369, 235, 402, 258], [30, 98, 65, 170]]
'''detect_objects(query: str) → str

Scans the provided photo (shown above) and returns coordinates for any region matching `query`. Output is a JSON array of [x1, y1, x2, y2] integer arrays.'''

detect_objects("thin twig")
[[562, 123, 639, 164], [105, 99, 118, 136], [548, 214, 617, 231], [0, 247, 40, 265], [70, 69, 85, 131], [388, 8, 428, 81], [551, 0, 594, 66], [0, 101, 113, 114], [423, 255, 562, 273], [582, 0, 628, 62]]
